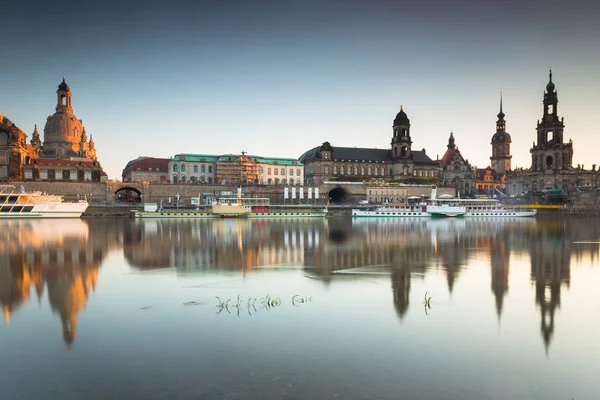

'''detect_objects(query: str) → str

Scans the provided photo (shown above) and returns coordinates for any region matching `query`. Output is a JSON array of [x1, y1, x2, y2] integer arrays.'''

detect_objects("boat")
[[132, 189, 327, 219], [427, 190, 537, 217], [352, 188, 465, 218], [0, 185, 88, 218], [352, 204, 431, 218]]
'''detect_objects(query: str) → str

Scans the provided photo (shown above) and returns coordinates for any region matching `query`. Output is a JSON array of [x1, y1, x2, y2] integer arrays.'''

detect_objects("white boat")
[[352, 204, 431, 218], [427, 190, 536, 217], [0, 185, 88, 218], [352, 188, 466, 218]]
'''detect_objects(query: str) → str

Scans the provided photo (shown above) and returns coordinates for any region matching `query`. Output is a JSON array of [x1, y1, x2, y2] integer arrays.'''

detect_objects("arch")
[[546, 155, 553, 168], [172, 175, 178, 183], [401, 146, 408, 157], [328, 187, 350, 205], [115, 187, 142, 203]]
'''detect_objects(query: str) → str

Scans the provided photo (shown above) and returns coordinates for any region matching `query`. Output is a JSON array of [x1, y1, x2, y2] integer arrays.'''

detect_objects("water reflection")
[[2, 217, 600, 355], [0, 219, 123, 347]]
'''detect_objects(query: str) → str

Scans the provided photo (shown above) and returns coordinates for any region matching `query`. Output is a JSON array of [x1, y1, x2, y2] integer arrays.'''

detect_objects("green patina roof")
[[172, 154, 219, 163], [172, 153, 302, 166]]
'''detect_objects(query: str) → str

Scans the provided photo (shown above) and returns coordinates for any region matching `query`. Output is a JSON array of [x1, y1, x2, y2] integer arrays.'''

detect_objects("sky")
[[2, 0, 600, 179]]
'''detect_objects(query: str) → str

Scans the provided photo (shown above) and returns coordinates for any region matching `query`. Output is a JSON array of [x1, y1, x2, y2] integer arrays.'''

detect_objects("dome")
[[58, 78, 70, 92], [42, 111, 83, 158], [492, 130, 512, 143], [393, 106, 410, 126]]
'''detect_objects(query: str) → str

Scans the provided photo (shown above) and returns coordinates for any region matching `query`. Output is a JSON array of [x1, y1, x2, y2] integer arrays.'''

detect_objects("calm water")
[[1, 216, 600, 400]]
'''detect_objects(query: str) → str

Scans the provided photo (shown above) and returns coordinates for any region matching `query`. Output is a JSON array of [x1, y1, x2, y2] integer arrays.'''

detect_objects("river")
[[1, 216, 599, 399]]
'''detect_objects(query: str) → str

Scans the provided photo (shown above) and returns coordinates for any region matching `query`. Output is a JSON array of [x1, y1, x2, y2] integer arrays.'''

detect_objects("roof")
[[256, 157, 302, 166], [299, 144, 435, 165], [439, 148, 456, 169], [475, 167, 498, 180], [172, 154, 220, 163]]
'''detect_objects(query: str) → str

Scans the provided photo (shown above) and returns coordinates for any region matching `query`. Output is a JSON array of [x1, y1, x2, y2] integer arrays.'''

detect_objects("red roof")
[[439, 148, 455, 169]]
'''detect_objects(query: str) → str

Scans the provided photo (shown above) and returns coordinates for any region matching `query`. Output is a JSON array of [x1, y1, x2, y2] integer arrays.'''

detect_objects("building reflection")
[[2, 215, 600, 353], [0, 219, 122, 347], [123, 219, 327, 273]]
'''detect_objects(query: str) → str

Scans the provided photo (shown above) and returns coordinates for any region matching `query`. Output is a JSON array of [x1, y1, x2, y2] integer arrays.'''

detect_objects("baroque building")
[[436, 132, 475, 197], [299, 107, 441, 185], [2, 78, 106, 182], [507, 71, 598, 196]]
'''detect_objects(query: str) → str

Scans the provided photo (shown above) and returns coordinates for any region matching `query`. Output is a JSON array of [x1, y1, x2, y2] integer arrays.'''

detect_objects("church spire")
[[447, 131, 455, 150]]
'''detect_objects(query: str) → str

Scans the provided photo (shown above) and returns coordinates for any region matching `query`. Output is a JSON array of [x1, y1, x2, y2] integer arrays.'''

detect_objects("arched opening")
[[60, 95, 66, 106], [328, 187, 350, 205], [401, 146, 408, 157], [172, 175, 178, 183], [546, 155, 553, 169], [115, 187, 142, 203]]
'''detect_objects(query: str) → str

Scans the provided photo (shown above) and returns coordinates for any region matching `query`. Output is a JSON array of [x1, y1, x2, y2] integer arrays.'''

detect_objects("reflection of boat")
[[0, 185, 88, 218]]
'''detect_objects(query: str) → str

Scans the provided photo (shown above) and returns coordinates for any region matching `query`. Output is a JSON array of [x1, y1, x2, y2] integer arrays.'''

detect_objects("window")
[[354, 166, 358, 175], [201, 165, 205, 173], [194, 165, 198, 173], [374, 167, 379, 176], [334, 166, 338, 174], [296, 168, 300, 176], [0, 150, 6, 163], [62, 170, 70, 180], [148, 167, 153, 171], [290, 169, 294, 176], [268, 168, 271, 175], [324, 166, 330, 174], [181, 164, 186, 172], [136, 166, 141, 171], [84, 171, 91, 181], [281, 168, 285, 175], [274, 168, 278, 175], [24, 169, 33, 179], [208, 166, 213, 173], [368, 167, 372, 175], [40, 170, 48, 179], [341, 166, 345, 174], [173, 164, 178, 172]]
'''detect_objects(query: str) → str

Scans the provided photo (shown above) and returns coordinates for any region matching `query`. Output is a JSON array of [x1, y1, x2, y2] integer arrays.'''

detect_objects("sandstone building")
[[1, 78, 106, 182], [299, 107, 441, 185], [436, 132, 475, 197], [507, 71, 598, 196]]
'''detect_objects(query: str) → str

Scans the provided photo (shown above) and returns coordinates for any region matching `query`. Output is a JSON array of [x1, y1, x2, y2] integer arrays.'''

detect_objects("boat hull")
[[352, 209, 430, 217]]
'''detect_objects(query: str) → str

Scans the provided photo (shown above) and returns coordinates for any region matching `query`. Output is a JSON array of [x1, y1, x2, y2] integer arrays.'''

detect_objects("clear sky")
[[2, 0, 600, 179]]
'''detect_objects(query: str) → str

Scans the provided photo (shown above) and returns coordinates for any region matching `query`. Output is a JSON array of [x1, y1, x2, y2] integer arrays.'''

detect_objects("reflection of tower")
[[0, 255, 31, 323], [391, 263, 411, 319], [46, 269, 98, 347], [490, 232, 510, 318], [530, 221, 570, 353]]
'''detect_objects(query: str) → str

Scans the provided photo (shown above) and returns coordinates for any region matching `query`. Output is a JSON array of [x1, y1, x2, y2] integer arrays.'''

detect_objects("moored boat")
[[0, 185, 88, 219]]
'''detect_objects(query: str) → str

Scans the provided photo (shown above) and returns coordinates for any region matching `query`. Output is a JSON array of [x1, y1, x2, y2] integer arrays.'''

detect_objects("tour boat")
[[352, 205, 431, 218], [429, 196, 537, 217], [0, 185, 88, 219]]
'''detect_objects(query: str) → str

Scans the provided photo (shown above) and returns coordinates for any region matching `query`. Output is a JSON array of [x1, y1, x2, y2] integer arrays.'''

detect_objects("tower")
[[530, 69, 573, 172], [391, 105, 412, 160], [490, 90, 512, 175], [56, 76, 73, 114]]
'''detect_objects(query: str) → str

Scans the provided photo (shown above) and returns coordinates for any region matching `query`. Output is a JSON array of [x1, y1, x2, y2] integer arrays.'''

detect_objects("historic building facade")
[[167, 153, 303, 185], [299, 107, 441, 185], [122, 157, 170, 183], [1, 78, 106, 182], [436, 132, 475, 196], [506, 71, 598, 196], [0, 114, 36, 181]]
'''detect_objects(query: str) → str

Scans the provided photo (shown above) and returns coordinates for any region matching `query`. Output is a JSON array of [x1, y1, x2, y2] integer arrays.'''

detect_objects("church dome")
[[492, 130, 512, 143], [42, 111, 83, 158], [58, 78, 70, 92], [393, 106, 410, 126]]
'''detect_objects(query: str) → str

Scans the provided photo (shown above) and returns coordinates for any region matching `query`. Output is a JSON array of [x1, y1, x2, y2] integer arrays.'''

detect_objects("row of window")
[[24, 169, 93, 180], [266, 168, 302, 176], [328, 165, 437, 177], [172, 164, 213, 174], [136, 166, 164, 172]]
